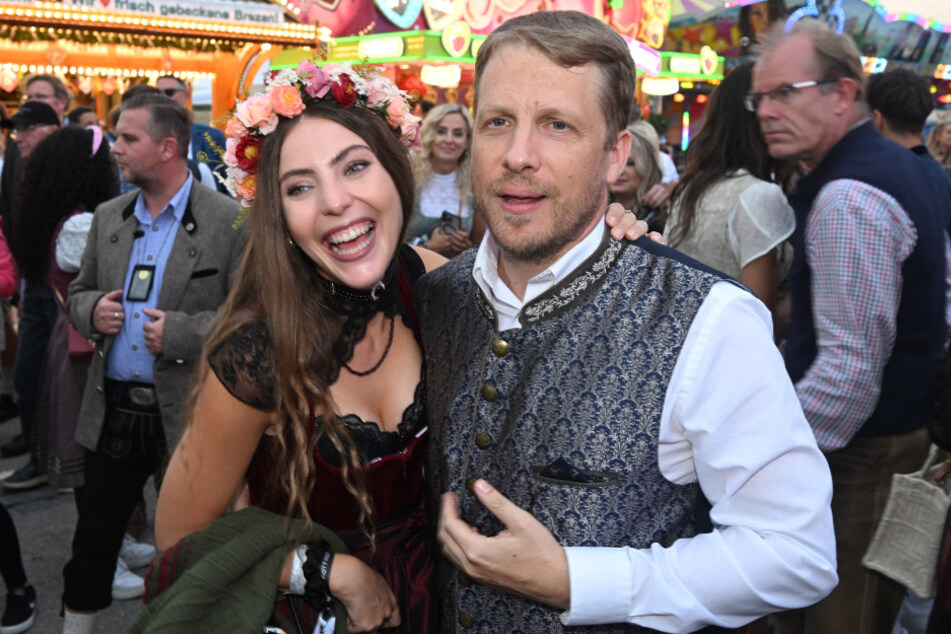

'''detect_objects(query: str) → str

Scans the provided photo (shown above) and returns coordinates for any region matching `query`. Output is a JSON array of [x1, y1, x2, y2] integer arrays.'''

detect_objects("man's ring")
[[114, 312, 119, 320]]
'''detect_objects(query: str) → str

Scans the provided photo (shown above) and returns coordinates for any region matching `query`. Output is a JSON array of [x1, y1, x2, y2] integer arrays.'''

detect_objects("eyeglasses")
[[10, 124, 51, 138], [161, 88, 185, 97], [744, 78, 838, 113], [22, 93, 55, 103]]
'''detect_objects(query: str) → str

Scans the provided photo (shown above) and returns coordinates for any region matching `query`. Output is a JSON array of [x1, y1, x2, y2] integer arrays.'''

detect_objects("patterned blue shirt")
[[105, 174, 193, 383]]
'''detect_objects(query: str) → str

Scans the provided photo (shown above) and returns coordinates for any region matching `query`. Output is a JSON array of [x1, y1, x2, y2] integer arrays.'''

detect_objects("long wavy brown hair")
[[191, 100, 415, 537]]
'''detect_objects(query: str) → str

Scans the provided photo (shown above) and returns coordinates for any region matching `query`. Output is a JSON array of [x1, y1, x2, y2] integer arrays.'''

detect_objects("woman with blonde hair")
[[927, 121, 951, 175], [609, 123, 666, 231], [406, 103, 480, 257]]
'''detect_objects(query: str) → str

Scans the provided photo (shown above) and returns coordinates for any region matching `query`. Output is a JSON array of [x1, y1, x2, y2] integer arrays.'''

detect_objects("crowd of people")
[[0, 9, 948, 634]]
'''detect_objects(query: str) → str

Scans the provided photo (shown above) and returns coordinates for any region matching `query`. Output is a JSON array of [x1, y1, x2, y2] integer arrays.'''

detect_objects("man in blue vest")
[[753, 21, 947, 633], [421, 10, 837, 633]]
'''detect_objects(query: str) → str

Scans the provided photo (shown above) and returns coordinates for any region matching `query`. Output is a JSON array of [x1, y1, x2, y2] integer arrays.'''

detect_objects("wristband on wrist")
[[301, 540, 335, 611]]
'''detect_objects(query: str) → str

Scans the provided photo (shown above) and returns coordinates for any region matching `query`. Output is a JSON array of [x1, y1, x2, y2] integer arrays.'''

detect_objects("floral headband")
[[221, 61, 422, 207]]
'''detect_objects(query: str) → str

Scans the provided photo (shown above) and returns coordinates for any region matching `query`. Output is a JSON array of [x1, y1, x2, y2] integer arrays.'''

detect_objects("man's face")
[[156, 77, 189, 108], [112, 107, 165, 188], [13, 123, 56, 159], [471, 45, 629, 267], [752, 35, 842, 168], [25, 79, 68, 121]]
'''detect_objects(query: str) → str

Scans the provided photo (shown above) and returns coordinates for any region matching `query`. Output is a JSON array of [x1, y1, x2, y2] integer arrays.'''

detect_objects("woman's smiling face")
[[279, 116, 403, 290]]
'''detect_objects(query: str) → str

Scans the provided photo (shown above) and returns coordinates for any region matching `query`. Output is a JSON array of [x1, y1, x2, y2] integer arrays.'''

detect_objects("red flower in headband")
[[235, 135, 262, 173], [331, 75, 357, 109]]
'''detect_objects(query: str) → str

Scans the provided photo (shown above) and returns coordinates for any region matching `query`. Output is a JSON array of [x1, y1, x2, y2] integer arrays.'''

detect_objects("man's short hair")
[[157, 75, 187, 90], [121, 93, 191, 160], [122, 83, 161, 104], [473, 10, 636, 147], [866, 69, 934, 136], [26, 73, 70, 102], [758, 19, 867, 103]]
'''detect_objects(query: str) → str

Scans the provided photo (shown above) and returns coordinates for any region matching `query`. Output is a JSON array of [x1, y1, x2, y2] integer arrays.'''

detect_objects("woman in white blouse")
[[406, 103, 482, 257], [664, 61, 795, 338]]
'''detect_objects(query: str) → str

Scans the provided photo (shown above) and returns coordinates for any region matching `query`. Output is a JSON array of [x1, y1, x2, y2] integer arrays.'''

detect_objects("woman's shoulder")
[[207, 320, 277, 412], [404, 244, 447, 275]]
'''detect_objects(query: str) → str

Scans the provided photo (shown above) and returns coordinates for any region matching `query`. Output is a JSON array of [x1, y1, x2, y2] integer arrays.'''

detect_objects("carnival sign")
[[423, 0, 462, 31], [441, 21, 471, 58], [374, 0, 424, 29], [63, 0, 285, 24]]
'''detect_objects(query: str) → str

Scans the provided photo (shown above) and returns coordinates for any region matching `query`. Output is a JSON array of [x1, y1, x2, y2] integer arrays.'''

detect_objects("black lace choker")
[[319, 259, 398, 319]]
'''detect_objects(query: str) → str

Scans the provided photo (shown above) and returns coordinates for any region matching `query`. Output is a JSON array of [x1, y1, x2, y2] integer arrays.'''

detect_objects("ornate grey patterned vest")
[[418, 234, 725, 633]]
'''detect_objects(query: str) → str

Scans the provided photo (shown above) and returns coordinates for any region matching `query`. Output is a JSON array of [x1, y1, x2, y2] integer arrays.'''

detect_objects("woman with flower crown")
[[149, 61, 645, 634]]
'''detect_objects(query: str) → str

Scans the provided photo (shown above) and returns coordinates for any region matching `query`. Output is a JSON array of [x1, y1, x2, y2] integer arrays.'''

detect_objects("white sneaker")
[[62, 610, 96, 634], [119, 534, 156, 569], [111, 558, 144, 601]]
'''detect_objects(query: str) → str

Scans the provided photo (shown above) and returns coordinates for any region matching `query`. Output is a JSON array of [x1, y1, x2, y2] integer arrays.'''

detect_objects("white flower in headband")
[[222, 61, 422, 208]]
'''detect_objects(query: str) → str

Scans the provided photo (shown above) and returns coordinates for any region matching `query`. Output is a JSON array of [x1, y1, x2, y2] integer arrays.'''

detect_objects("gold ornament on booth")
[[0, 68, 19, 93], [424, 87, 438, 103], [44, 43, 67, 66], [445, 87, 459, 103]]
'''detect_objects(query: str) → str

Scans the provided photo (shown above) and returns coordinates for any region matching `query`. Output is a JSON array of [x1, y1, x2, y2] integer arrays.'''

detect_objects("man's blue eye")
[[551, 121, 567, 131]]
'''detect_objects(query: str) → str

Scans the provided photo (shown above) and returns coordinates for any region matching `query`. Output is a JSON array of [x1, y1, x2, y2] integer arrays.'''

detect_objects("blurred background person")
[[927, 121, 951, 176], [407, 103, 482, 256], [155, 75, 228, 195], [0, 100, 62, 473], [609, 123, 666, 232], [0, 180, 33, 634], [664, 61, 795, 338], [66, 108, 99, 130]]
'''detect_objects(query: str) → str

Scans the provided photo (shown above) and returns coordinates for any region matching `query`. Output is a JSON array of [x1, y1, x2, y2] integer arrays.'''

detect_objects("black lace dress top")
[[207, 244, 435, 633]]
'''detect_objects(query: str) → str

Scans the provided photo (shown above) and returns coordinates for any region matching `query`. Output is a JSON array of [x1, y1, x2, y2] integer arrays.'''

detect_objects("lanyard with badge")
[[128, 218, 176, 302]]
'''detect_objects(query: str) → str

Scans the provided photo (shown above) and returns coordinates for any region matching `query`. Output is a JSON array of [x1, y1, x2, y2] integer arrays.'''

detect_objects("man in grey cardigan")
[[61, 93, 248, 634]]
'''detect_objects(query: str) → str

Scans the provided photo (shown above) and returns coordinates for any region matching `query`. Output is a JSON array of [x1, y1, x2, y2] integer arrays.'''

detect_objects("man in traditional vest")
[[752, 21, 947, 633], [419, 10, 837, 633]]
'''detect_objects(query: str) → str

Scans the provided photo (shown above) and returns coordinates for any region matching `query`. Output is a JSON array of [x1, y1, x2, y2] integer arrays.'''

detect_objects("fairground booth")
[[663, 0, 951, 146], [0, 0, 324, 124]]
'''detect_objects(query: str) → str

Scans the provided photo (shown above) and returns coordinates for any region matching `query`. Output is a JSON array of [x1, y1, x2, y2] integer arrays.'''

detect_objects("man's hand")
[[605, 203, 662, 243], [438, 479, 570, 610], [142, 308, 166, 356], [93, 289, 125, 335]]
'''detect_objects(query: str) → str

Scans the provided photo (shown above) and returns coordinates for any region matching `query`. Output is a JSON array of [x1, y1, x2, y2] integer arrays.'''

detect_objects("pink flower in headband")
[[222, 137, 239, 168], [385, 95, 407, 129], [235, 95, 277, 134], [270, 85, 305, 118], [297, 60, 331, 99], [224, 116, 247, 139], [401, 112, 423, 151], [366, 77, 390, 109]]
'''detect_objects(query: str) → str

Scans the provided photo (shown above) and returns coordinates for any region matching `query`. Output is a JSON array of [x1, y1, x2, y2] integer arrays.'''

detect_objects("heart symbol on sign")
[[100, 0, 111, 7], [374, 0, 423, 30]]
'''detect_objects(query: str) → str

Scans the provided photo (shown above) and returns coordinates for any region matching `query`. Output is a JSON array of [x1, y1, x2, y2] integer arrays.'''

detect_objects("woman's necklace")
[[342, 315, 394, 377]]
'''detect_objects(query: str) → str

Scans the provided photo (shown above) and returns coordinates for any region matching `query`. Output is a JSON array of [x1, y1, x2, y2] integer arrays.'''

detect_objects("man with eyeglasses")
[[155, 75, 228, 195], [752, 20, 947, 633]]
